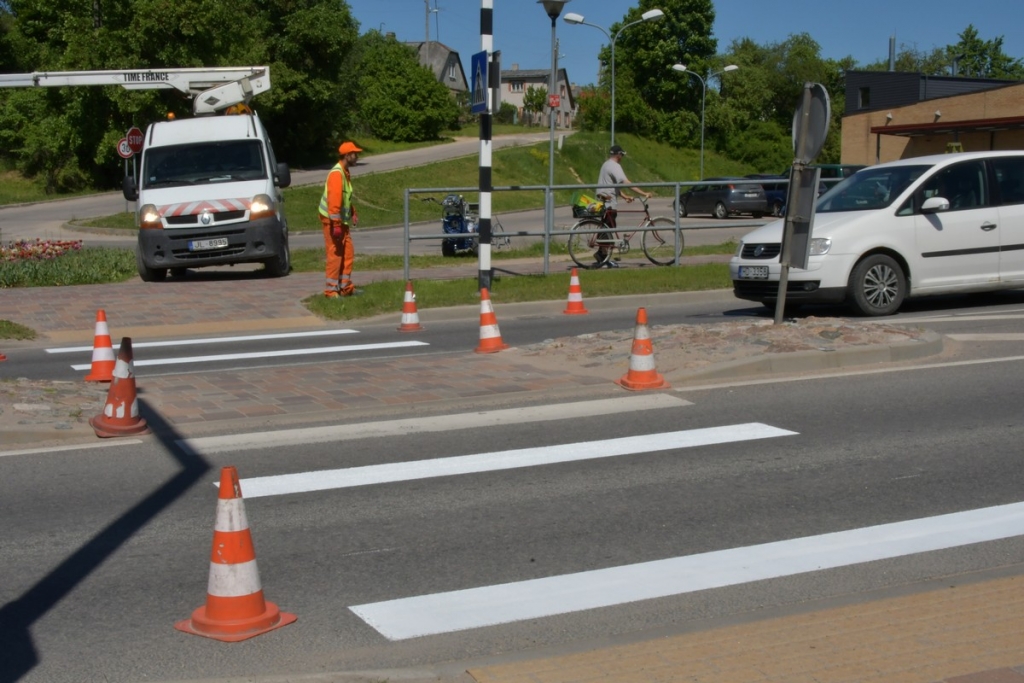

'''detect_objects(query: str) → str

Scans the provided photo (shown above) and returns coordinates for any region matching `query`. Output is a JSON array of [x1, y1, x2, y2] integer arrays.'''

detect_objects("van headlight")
[[138, 204, 163, 230], [250, 194, 275, 219], [809, 238, 832, 255]]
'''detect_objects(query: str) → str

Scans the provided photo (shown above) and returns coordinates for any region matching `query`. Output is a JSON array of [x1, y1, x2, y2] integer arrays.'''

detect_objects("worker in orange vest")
[[319, 141, 362, 297]]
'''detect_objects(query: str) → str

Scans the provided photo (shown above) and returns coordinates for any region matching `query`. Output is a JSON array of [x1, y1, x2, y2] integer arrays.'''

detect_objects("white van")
[[122, 111, 291, 281], [730, 151, 1024, 315]]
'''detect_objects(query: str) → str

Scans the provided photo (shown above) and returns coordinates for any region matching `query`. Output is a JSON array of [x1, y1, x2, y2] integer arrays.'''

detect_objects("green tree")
[[0, 0, 359, 189], [949, 25, 1024, 79], [599, 0, 716, 140], [354, 31, 459, 142], [522, 84, 546, 126]]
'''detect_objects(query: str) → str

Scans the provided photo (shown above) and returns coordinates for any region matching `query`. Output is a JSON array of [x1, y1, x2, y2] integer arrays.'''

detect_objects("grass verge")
[[305, 263, 731, 321]]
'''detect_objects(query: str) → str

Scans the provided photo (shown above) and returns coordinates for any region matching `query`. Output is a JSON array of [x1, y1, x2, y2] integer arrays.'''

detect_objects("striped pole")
[[477, 0, 494, 292]]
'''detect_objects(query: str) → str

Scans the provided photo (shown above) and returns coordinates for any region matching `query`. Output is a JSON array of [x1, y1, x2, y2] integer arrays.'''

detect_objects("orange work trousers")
[[321, 215, 355, 295]]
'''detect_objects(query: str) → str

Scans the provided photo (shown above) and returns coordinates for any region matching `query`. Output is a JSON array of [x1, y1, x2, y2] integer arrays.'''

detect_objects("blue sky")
[[346, 0, 1022, 86]]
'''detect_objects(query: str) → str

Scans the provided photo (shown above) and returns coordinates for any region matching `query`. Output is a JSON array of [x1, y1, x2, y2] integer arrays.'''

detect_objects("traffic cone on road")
[[175, 466, 297, 642], [397, 281, 424, 332], [84, 309, 116, 382], [474, 288, 509, 354], [0, 351, 6, 362], [89, 337, 151, 437], [615, 308, 669, 391], [563, 268, 589, 315]]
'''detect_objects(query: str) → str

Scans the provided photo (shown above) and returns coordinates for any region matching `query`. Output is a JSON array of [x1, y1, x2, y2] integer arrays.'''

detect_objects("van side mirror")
[[275, 163, 291, 188], [122, 175, 138, 202], [921, 196, 949, 214]]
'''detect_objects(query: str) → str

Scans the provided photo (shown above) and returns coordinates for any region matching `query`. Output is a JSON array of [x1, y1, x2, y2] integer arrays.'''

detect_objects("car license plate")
[[739, 265, 769, 279], [189, 237, 229, 251], [745, 193, 758, 198]]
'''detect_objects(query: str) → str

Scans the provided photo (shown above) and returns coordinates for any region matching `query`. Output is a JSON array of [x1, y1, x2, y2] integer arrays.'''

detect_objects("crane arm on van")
[[0, 67, 270, 115]]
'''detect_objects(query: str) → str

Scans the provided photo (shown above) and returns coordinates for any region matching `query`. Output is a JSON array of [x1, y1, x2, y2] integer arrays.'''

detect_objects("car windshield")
[[142, 140, 266, 189], [817, 165, 931, 213]]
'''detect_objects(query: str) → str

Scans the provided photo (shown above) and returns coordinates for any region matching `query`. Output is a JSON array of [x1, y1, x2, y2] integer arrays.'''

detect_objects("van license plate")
[[739, 265, 769, 279], [745, 193, 758, 197], [189, 238, 229, 251]]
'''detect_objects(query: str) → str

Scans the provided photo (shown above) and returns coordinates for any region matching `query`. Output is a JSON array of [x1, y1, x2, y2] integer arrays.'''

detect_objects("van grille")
[[165, 210, 247, 226], [741, 243, 781, 259]]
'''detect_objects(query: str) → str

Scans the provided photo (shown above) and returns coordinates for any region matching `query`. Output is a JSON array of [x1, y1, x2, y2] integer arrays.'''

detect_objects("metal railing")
[[401, 180, 773, 281]]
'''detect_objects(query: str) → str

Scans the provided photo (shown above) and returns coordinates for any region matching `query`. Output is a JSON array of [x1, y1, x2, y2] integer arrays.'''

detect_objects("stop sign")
[[126, 126, 144, 154], [548, 94, 561, 108]]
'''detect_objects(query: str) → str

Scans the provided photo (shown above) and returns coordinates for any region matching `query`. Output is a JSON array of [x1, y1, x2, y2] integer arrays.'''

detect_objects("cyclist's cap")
[[338, 141, 363, 155], [609, 145, 626, 156]]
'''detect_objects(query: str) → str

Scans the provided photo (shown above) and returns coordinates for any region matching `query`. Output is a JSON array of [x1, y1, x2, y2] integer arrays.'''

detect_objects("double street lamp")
[[564, 7, 665, 147], [670, 63, 738, 180]]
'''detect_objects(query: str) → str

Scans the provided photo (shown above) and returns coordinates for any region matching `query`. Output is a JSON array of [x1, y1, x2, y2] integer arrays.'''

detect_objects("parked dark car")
[[678, 178, 767, 219], [746, 173, 830, 217]]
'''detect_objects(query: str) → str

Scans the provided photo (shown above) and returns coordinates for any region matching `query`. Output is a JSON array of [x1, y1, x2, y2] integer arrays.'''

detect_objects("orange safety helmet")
[[338, 141, 363, 156]]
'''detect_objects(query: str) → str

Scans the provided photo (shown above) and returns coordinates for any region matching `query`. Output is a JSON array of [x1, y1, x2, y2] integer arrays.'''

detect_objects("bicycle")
[[566, 197, 681, 269], [420, 195, 512, 257]]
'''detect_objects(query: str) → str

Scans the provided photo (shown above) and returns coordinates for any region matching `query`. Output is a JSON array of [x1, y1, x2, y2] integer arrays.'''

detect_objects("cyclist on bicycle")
[[595, 145, 652, 267]]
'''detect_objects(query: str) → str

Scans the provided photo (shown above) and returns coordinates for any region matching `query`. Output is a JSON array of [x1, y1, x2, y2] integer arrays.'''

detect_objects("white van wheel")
[[136, 247, 167, 282], [848, 254, 905, 316]]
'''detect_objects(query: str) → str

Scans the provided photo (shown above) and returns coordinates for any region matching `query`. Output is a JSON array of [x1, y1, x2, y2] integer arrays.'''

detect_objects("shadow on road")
[[0, 400, 210, 683]]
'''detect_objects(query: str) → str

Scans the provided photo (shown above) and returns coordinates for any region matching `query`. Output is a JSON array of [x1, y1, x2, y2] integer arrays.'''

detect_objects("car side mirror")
[[921, 196, 950, 214], [122, 175, 138, 202], [275, 163, 291, 188]]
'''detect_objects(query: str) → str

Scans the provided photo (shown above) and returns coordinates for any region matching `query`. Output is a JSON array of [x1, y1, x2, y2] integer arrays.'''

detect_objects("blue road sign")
[[471, 50, 488, 115]]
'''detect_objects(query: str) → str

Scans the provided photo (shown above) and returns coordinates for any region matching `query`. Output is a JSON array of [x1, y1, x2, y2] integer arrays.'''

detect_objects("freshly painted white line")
[[48, 329, 360, 353], [351, 500, 1024, 640], [900, 313, 1024, 323], [180, 394, 691, 454], [233, 423, 796, 498], [946, 334, 1024, 341], [70, 341, 428, 369], [0, 439, 143, 458]]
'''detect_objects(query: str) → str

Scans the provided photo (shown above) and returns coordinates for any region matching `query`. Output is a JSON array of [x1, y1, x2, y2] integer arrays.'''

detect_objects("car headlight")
[[250, 194, 275, 219], [735, 241, 744, 257], [138, 204, 163, 230], [809, 238, 832, 255]]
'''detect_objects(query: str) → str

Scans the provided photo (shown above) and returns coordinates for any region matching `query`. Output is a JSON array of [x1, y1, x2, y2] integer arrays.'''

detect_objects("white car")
[[730, 151, 1024, 315]]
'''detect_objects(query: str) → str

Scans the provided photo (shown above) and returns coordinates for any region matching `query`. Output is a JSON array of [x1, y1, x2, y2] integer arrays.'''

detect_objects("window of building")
[[858, 87, 870, 109], [448, 64, 455, 81], [509, 81, 524, 93]]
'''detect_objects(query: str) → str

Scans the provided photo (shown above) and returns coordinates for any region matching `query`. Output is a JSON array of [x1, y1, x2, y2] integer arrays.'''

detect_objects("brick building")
[[841, 71, 1024, 165]]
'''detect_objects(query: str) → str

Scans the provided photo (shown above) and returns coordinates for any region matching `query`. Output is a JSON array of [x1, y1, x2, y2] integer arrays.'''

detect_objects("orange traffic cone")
[[0, 352, 6, 362], [89, 337, 151, 437], [475, 288, 509, 354], [84, 309, 116, 382], [397, 281, 424, 332], [176, 466, 297, 642], [615, 308, 669, 391], [563, 268, 589, 315]]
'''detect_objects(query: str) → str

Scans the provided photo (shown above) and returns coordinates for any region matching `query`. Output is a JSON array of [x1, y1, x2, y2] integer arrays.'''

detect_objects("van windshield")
[[817, 165, 931, 213], [142, 140, 266, 188]]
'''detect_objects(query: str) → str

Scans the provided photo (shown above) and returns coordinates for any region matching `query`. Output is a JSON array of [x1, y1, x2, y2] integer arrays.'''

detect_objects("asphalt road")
[[4, 328, 1024, 682]]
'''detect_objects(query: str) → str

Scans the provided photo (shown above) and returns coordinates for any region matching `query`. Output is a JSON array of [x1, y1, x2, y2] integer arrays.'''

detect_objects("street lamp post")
[[670, 63, 738, 180], [564, 8, 664, 147], [538, 0, 570, 192]]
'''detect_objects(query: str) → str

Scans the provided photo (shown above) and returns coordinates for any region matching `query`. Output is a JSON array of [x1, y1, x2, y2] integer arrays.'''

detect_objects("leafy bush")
[[0, 240, 136, 287]]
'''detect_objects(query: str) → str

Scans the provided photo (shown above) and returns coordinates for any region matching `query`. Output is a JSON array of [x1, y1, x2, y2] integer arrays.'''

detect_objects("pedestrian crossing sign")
[[471, 50, 488, 115]]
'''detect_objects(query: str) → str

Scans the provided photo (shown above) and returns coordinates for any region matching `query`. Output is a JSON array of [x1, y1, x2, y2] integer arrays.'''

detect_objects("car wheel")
[[442, 239, 456, 257], [713, 202, 728, 219], [136, 247, 167, 282], [169, 268, 188, 279], [263, 229, 291, 277], [752, 212, 764, 219], [678, 201, 688, 218], [771, 200, 784, 217], [847, 254, 905, 316]]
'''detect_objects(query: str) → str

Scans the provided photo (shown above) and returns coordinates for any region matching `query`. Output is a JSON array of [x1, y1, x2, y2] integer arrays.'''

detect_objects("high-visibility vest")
[[318, 162, 353, 223]]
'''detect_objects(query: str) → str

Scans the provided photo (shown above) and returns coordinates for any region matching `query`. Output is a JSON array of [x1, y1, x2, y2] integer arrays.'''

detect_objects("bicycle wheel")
[[642, 217, 683, 265], [490, 218, 513, 251], [568, 219, 609, 269]]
